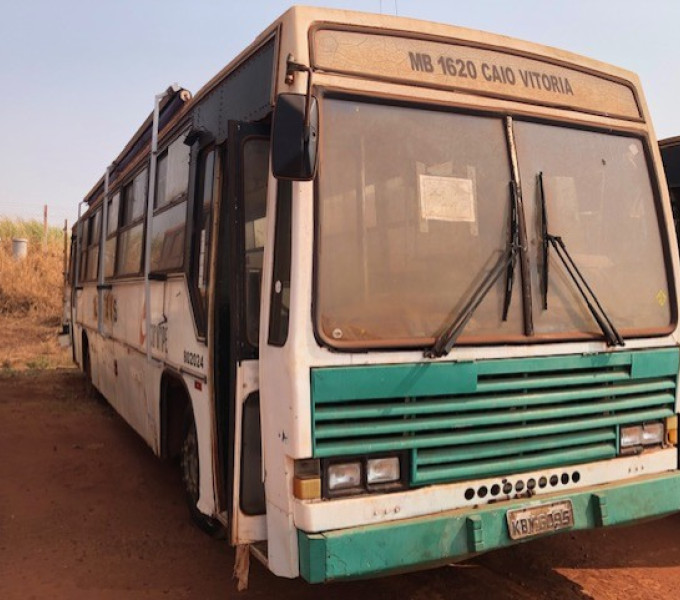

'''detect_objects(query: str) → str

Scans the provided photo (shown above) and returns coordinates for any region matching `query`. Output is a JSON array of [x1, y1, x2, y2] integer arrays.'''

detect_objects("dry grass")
[[0, 218, 66, 318], [0, 218, 71, 371]]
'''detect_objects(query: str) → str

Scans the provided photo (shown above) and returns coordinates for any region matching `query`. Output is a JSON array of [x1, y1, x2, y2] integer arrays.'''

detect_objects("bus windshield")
[[316, 98, 672, 348]]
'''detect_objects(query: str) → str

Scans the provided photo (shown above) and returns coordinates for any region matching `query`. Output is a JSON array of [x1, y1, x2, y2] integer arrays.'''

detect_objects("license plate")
[[506, 500, 574, 540]]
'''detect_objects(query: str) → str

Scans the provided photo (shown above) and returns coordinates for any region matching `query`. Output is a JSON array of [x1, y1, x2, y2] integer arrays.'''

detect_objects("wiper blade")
[[547, 235, 624, 346], [538, 172, 549, 310], [425, 248, 515, 358], [538, 172, 624, 347], [502, 181, 519, 321], [426, 183, 518, 359]]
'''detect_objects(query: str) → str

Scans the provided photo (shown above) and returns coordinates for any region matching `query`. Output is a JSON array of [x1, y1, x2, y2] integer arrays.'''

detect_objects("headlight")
[[327, 462, 362, 491], [641, 422, 665, 445], [620, 422, 665, 452], [620, 425, 643, 448], [367, 457, 400, 484]]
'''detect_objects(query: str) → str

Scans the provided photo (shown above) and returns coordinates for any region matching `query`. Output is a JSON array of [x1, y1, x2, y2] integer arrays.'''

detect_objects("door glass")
[[242, 138, 270, 347]]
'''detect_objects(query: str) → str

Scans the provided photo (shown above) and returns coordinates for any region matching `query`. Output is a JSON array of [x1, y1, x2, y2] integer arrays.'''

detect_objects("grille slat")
[[314, 379, 674, 422], [313, 407, 674, 456], [414, 443, 616, 484], [315, 392, 674, 439], [475, 368, 630, 394], [310, 350, 679, 485], [416, 429, 615, 466]]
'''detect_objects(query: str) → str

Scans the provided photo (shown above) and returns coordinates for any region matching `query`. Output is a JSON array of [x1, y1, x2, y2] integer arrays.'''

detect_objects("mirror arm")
[[285, 54, 313, 141]]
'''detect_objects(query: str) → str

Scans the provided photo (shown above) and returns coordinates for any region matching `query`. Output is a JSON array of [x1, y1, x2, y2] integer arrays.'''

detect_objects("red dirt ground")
[[2, 369, 680, 599]]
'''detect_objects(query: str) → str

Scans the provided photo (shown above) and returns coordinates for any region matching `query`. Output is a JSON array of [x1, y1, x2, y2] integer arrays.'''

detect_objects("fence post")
[[43, 204, 48, 253], [63, 219, 68, 283]]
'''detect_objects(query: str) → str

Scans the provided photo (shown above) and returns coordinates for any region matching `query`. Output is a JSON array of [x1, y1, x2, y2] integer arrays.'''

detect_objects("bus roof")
[[81, 5, 646, 209]]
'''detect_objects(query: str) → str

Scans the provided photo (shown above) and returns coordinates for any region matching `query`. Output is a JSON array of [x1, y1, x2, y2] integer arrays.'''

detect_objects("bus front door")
[[223, 120, 270, 545]]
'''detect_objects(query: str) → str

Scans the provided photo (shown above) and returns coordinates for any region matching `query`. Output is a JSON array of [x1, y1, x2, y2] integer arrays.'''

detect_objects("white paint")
[[293, 449, 677, 532], [73, 276, 217, 517], [231, 360, 267, 544]]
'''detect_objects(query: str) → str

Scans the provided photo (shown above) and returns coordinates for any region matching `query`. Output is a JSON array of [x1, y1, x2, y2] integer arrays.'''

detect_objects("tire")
[[82, 336, 91, 380], [81, 335, 97, 398], [180, 411, 224, 536]]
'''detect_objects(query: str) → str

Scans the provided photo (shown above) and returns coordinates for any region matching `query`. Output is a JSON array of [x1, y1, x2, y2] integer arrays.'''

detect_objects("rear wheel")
[[82, 335, 91, 380], [80, 334, 97, 398], [180, 411, 223, 536]]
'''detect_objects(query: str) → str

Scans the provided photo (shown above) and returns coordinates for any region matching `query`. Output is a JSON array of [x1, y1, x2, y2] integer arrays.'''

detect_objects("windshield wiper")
[[502, 181, 519, 320], [538, 171, 549, 310], [426, 182, 519, 359], [537, 172, 624, 347]]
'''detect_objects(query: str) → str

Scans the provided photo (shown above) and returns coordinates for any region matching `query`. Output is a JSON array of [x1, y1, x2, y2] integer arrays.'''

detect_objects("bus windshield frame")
[[314, 93, 676, 350]]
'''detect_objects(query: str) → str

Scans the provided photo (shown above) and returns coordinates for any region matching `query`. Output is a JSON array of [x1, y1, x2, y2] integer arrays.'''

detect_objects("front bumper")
[[298, 471, 680, 583]]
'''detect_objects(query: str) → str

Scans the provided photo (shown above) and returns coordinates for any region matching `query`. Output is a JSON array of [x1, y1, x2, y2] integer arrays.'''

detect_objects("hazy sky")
[[1, 0, 678, 227]]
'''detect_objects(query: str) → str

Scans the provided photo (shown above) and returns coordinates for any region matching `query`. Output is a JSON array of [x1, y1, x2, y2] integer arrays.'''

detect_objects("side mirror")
[[271, 93, 318, 181]]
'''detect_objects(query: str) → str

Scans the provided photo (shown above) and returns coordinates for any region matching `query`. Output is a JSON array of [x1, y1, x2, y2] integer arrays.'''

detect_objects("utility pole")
[[43, 205, 48, 253], [63, 219, 68, 283]]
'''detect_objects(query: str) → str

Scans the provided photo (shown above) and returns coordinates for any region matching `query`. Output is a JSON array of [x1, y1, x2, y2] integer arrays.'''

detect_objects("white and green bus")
[[67, 6, 680, 583]]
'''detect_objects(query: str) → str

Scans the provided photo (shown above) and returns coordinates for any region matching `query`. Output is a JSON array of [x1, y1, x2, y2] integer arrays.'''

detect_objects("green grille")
[[310, 349, 679, 486]]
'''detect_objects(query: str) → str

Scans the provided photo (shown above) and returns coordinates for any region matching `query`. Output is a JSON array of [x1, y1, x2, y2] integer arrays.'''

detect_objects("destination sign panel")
[[313, 29, 641, 120]]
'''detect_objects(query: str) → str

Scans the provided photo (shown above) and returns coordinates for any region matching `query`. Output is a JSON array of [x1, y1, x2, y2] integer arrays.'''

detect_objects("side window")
[[78, 218, 89, 283], [116, 169, 147, 276], [150, 133, 190, 272], [68, 236, 76, 285], [105, 191, 120, 278], [82, 209, 101, 282], [242, 138, 270, 347], [268, 181, 292, 346], [195, 147, 216, 310], [86, 209, 102, 281]]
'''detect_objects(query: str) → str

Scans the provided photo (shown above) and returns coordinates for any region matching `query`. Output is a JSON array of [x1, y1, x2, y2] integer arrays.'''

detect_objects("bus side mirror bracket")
[[272, 92, 318, 181]]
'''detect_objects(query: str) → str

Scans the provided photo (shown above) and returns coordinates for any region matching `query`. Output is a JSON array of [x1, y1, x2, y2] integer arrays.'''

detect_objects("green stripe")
[[311, 349, 679, 404], [312, 361, 478, 403], [416, 429, 615, 466], [475, 369, 630, 393], [315, 393, 674, 439], [314, 407, 674, 456], [314, 379, 674, 421], [298, 472, 680, 583], [413, 443, 615, 484]]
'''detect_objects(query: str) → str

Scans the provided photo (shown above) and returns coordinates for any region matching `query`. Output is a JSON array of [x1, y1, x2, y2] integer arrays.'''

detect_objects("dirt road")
[[3, 369, 680, 599]]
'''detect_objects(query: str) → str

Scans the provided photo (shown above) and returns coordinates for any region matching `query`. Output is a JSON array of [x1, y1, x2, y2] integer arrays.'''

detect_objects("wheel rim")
[[181, 424, 200, 502]]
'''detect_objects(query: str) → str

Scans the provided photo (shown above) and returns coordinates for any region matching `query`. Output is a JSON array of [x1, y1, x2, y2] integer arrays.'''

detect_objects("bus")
[[660, 137, 680, 243], [67, 5, 680, 584]]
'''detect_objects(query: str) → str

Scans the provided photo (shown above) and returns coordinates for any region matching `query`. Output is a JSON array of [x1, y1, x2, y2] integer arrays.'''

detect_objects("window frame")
[[268, 180, 293, 347], [312, 90, 677, 351], [114, 166, 148, 278], [240, 135, 271, 350], [104, 190, 120, 280], [149, 130, 191, 275], [81, 207, 101, 283], [188, 142, 218, 338]]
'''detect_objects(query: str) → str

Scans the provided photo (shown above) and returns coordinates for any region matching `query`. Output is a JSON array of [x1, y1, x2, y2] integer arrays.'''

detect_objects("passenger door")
[[223, 121, 270, 545]]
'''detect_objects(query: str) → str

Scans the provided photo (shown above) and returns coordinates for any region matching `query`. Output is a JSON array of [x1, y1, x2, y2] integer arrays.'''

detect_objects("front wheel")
[[180, 412, 224, 536]]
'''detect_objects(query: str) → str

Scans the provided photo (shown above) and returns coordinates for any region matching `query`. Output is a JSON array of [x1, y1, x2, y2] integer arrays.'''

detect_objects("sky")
[[1, 0, 679, 227]]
